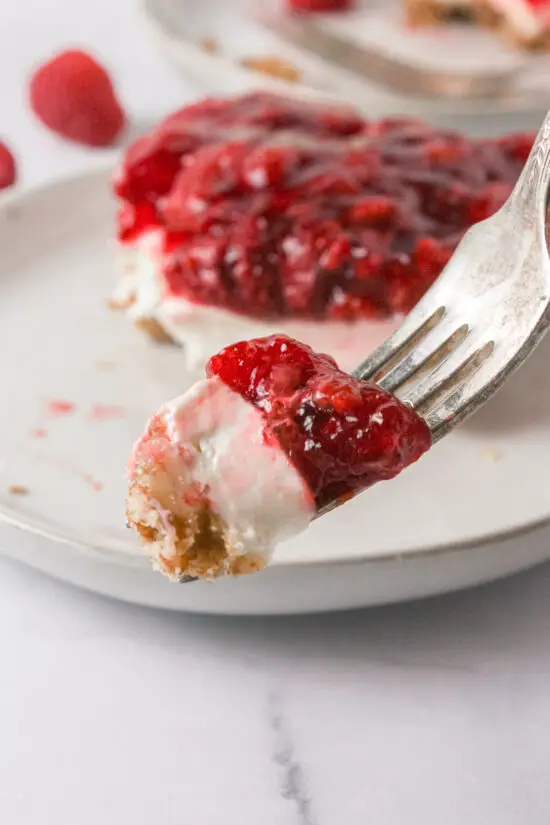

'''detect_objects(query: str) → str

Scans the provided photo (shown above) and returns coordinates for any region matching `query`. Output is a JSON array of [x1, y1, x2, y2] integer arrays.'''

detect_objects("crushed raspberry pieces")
[[115, 92, 532, 321], [29, 50, 126, 147], [207, 335, 431, 511], [0, 142, 16, 190]]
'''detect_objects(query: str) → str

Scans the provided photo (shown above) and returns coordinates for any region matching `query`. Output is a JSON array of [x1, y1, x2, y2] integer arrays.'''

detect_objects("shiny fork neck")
[[513, 111, 550, 232], [353, 109, 550, 444]]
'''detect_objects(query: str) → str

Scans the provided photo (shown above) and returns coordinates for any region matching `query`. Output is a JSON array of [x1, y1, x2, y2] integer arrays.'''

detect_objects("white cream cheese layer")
[[133, 376, 315, 566], [115, 233, 401, 374]]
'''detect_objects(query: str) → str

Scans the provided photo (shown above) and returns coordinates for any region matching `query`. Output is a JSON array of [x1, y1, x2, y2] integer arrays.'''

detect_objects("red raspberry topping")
[[288, 0, 352, 11], [0, 142, 16, 190], [115, 92, 532, 320], [29, 50, 126, 147], [207, 335, 431, 511]]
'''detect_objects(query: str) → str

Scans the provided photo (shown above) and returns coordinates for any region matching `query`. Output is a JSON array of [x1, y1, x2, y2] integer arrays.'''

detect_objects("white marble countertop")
[[2, 1, 550, 822]]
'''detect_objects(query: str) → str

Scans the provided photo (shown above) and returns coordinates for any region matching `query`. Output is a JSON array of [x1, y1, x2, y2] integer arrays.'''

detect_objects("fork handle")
[[513, 110, 550, 226]]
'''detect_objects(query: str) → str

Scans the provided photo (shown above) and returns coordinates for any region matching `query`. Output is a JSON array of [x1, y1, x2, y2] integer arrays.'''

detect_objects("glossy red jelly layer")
[[523, 0, 550, 11], [287, 0, 352, 11], [207, 335, 432, 511], [115, 92, 533, 320]]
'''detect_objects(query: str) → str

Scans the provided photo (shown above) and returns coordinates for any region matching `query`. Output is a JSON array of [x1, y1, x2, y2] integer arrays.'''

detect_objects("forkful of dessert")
[[126, 109, 550, 584]]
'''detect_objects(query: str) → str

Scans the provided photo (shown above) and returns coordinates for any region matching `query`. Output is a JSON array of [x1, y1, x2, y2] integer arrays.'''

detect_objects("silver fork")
[[181, 112, 550, 583], [352, 111, 550, 442]]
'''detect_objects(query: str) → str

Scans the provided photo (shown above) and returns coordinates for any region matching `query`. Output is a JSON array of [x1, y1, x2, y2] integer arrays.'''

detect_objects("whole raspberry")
[[0, 142, 16, 190], [29, 49, 126, 147]]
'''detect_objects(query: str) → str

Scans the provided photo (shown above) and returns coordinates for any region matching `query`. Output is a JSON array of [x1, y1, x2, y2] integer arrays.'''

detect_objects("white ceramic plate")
[[140, 0, 550, 136], [1, 169, 550, 615]]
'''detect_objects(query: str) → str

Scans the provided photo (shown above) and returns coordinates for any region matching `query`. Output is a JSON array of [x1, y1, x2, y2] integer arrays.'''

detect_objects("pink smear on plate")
[[30, 428, 47, 439], [83, 474, 103, 492], [88, 404, 125, 421], [47, 399, 76, 416], [31, 451, 103, 493]]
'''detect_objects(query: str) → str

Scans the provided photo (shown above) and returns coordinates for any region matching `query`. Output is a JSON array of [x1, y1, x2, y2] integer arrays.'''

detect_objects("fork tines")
[[354, 305, 495, 438]]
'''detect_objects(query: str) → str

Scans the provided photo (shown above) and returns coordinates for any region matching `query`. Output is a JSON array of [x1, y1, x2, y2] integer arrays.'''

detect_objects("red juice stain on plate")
[[30, 428, 47, 439], [83, 474, 103, 492], [88, 403, 125, 421], [47, 399, 76, 416], [30, 450, 104, 492]]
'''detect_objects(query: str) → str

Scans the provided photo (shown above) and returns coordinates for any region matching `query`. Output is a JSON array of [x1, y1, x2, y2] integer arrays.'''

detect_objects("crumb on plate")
[[482, 447, 503, 462], [241, 56, 301, 83], [201, 36, 220, 53], [8, 485, 29, 496]]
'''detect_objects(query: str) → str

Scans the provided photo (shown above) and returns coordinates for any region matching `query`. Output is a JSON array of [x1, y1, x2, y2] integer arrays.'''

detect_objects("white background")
[[1, 1, 550, 822]]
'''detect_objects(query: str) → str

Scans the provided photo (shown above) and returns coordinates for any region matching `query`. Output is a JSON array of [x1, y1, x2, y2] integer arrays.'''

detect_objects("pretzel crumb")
[[8, 485, 29, 496], [242, 56, 301, 83]]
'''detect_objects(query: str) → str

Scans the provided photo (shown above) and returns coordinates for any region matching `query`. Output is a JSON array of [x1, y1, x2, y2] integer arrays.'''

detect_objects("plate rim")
[[2, 168, 550, 574], [138, 0, 550, 120]]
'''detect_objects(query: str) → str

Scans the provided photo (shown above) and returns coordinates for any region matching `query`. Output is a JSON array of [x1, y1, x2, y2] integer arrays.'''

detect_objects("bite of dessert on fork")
[[126, 335, 431, 581]]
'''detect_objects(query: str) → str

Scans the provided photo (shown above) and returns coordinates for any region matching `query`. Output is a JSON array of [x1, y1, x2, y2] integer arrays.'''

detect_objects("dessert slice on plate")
[[112, 91, 531, 368], [126, 335, 431, 580]]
